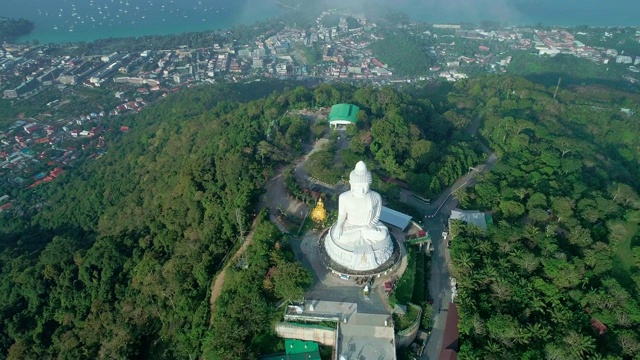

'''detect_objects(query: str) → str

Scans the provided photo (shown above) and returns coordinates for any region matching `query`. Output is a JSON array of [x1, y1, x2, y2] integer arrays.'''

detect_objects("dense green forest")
[[507, 52, 637, 91], [448, 76, 640, 358], [369, 30, 433, 76], [0, 79, 477, 358], [2, 74, 639, 358], [304, 83, 482, 198], [0, 17, 33, 41], [0, 82, 316, 358]]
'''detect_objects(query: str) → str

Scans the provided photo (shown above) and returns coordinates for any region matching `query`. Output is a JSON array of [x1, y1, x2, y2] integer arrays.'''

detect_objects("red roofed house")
[[50, 168, 64, 178], [384, 281, 393, 293], [266, 266, 277, 279], [591, 318, 607, 335]]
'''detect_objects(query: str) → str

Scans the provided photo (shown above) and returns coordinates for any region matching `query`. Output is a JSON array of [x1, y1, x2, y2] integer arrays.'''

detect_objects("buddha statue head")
[[349, 161, 372, 198]]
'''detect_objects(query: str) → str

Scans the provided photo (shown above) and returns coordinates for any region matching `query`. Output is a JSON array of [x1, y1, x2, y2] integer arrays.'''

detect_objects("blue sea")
[[1, 0, 287, 44], [1, 0, 638, 44]]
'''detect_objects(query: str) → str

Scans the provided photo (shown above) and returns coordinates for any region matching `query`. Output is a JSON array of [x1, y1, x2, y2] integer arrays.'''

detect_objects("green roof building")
[[328, 103, 359, 129], [260, 339, 321, 360]]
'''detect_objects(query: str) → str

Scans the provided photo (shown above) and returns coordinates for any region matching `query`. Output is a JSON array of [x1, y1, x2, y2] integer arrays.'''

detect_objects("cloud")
[[320, 0, 527, 24]]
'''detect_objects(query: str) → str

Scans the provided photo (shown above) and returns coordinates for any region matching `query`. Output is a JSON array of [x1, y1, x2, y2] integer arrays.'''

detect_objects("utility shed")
[[328, 103, 359, 128], [449, 209, 487, 230], [380, 206, 412, 230]]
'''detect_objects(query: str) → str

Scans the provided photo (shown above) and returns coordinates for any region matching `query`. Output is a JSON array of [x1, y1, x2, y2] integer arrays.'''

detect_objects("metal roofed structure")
[[439, 302, 459, 360], [260, 339, 321, 360], [328, 103, 359, 128], [449, 209, 487, 230], [380, 206, 412, 230]]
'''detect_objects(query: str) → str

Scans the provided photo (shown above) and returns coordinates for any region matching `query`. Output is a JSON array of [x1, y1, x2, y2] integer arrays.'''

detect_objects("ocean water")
[[1, 0, 286, 44], [1, 0, 639, 44]]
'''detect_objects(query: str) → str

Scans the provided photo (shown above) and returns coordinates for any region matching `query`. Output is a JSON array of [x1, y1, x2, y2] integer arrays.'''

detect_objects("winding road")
[[418, 116, 498, 359]]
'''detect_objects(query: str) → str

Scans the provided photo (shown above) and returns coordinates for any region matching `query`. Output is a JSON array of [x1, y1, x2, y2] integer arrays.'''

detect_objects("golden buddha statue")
[[311, 198, 327, 223]]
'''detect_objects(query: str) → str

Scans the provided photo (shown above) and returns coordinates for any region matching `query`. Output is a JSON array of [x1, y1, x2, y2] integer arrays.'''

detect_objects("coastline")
[[7, 0, 640, 45], [11, 0, 288, 44], [275, 1, 301, 10]]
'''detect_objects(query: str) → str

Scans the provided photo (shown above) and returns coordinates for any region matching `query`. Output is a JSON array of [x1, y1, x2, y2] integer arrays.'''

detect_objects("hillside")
[[448, 76, 640, 359], [0, 80, 481, 358], [1, 75, 638, 358]]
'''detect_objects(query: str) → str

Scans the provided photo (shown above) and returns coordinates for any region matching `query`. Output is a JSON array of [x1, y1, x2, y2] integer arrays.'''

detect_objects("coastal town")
[[1, 8, 640, 212]]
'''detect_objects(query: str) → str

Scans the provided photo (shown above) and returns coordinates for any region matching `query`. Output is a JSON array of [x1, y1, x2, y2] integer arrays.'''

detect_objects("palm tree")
[[452, 252, 475, 278], [479, 265, 499, 286], [477, 240, 493, 256], [453, 187, 470, 207], [471, 314, 486, 336], [497, 238, 515, 255], [617, 331, 640, 357], [518, 252, 539, 273], [523, 224, 540, 239], [526, 323, 551, 342], [457, 273, 481, 292], [514, 187, 529, 200], [490, 277, 513, 302], [528, 294, 548, 317], [545, 343, 568, 360], [563, 331, 595, 358], [485, 341, 504, 356]]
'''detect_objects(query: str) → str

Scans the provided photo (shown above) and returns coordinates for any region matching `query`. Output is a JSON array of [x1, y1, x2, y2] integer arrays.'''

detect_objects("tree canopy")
[[0, 82, 314, 358], [449, 75, 640, 359]]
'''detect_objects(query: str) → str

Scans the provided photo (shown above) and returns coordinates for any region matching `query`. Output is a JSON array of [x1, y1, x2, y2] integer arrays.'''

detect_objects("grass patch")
[[412, 251, 431, 304], [612, 221, 639, 296], [390, 248, 416, 307], [615, 222, 638, 271], [393, 304, 421, 331], [295, 43, 322, 67]]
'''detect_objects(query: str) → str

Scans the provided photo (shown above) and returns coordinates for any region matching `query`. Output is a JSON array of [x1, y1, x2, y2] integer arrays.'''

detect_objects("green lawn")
[[390, 248, 416, 307]]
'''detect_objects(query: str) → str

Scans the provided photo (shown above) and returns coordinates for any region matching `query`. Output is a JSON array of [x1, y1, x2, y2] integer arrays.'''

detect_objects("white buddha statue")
[[324, 161, 394, 271]]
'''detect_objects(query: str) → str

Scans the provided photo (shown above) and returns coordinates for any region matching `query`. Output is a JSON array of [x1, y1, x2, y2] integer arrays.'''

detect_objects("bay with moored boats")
[[1, 0, 638, 44]]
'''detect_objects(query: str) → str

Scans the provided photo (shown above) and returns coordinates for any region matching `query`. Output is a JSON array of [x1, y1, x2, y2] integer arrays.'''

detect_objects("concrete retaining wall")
[[395, 304, 422, 348], [275, 322, 336, 347]]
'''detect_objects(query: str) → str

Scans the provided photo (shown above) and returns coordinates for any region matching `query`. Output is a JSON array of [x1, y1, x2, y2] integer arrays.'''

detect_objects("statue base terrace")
[[318, 228, 400, 278]]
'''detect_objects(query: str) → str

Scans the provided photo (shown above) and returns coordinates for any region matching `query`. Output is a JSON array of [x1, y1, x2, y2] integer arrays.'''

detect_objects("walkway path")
[[210, 126, 331, 325], [208, 217, 259, 326]]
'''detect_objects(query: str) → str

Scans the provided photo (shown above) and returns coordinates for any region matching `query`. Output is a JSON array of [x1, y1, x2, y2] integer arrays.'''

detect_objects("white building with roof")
[[380, 206, 412, 231], [449, 209, 488, 229]]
